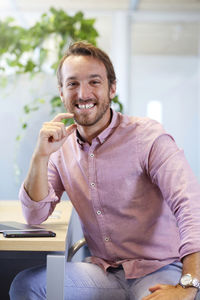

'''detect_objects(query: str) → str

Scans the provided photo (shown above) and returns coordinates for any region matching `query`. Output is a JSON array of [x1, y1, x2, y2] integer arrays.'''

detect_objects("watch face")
[[181, 274, 192, 286]]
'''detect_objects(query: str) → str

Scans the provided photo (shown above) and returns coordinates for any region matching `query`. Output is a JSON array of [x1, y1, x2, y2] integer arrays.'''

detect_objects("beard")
[[67, 96, 111, 127]]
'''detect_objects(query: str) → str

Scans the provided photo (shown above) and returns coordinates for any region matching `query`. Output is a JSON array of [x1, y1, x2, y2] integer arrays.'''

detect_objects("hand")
[[142, 284, 197, 300], [34, 113, 77, 157]]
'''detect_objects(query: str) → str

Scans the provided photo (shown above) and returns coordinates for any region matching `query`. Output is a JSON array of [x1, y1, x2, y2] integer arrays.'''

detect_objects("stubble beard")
[[68, 97, 111, 127]]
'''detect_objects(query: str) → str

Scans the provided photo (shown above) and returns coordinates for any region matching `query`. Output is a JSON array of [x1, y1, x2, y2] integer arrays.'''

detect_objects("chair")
[[66, 207, 89, 262], [67, 237, 87, 262]]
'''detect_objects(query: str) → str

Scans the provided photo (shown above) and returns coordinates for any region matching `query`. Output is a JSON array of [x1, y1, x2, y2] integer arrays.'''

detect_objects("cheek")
[[62, 91, 74, 104], [64, 100, 72, 110], [63, 101, 73, 113], [62, 95, 76, 113]]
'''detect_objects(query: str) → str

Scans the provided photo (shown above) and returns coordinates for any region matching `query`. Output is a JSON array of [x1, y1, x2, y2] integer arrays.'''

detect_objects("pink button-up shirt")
[[20, 109, 200, 279]]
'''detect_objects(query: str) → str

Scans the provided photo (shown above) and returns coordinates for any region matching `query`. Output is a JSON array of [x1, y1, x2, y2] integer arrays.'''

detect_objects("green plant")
[[0, 7, 123, 139]]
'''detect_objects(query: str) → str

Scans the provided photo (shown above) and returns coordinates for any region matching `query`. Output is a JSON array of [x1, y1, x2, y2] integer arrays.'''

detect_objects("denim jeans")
[[9, 261, 200, 300]]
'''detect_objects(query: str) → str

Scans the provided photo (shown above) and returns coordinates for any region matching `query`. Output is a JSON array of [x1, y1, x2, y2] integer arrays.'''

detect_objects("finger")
[[65, 124, 77, 137], [42, 125, 64, 140], [142, 289, 163, 300], [45, 129, 60, 142], [142, 293, 156, 300], [149, 284, 171, 292], [49, 124, 76, 143], [44, 122, 67, 138], [51, 113, 74, 122]]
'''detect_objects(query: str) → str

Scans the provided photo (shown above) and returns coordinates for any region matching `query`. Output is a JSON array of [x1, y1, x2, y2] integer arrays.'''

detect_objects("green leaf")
[[50, 96, 62, 108], [38, 98, 46, 104], [0, 76, 7, 88], [22, 123, 27, 129], [24, 60, 36, 72], [24, 105, 30, 114], [112, 95, 123, 112], [61, 118, 74, 125], [16, 135, 21, 141]]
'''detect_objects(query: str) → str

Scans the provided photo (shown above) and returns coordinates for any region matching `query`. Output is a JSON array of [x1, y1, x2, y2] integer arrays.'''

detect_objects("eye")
[[90, 80, 101, 85], [66, 81, 78, 89]]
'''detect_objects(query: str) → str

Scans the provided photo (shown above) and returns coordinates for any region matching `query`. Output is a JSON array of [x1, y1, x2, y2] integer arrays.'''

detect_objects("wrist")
[[176, 284, 198, 298], [32, 151, 50, 163]]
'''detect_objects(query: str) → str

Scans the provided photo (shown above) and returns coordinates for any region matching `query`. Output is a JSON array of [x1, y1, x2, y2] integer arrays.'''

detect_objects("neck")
[[77, 109, 112, 144]]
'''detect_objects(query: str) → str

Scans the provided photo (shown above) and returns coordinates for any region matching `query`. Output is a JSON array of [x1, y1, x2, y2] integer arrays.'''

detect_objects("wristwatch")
[[180, 274, 200, 290]]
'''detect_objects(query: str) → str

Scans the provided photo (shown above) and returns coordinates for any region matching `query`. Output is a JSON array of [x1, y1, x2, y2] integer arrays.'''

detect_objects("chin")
[[74, 119, 94, 127]]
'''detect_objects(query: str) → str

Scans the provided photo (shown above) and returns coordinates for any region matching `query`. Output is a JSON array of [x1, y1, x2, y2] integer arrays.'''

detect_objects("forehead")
[[61, 55, 107, 80]]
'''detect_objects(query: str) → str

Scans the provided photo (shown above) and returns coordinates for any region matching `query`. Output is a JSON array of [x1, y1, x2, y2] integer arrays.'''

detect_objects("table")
[[0, 200, 72, 300]]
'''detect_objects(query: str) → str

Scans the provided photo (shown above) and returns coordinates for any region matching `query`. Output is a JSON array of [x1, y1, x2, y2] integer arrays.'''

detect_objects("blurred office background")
[[0, 0, 200, 199]]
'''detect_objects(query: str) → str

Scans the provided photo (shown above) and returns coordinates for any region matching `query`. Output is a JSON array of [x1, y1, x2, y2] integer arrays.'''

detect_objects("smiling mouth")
[[75, 103, 96, 110]]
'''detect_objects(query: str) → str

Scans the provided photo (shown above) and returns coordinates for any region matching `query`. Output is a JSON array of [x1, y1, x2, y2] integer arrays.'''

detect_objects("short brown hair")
[[57, 41, 116, 88]]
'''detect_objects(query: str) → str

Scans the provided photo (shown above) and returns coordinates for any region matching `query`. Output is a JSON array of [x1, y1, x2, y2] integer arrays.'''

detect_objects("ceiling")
[[0, 0, 200, 13], [0, 0, 200, 56], [138, 0, 200, 11]]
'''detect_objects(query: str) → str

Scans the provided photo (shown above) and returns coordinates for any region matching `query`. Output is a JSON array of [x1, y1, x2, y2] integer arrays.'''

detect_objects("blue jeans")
[[9, 261, 200, 300]]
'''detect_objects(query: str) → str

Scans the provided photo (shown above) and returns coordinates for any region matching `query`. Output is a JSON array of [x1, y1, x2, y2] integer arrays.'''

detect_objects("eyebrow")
[[65, 74, 103, 82], [89, 74, 103, 79]]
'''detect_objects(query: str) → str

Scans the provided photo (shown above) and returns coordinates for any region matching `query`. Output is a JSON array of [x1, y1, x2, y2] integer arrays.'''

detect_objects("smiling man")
[[58, 54, 116, 142], [10, 41, 200, 300]]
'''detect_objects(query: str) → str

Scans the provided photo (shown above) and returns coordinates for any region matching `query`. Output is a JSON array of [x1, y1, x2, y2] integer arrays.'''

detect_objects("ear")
[[58, 86, 64, 102], [109, 81, 116, 100]]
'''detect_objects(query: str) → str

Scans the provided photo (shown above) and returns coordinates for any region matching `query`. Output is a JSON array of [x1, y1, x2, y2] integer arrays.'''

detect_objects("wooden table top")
[[0, 200, 72, 252]]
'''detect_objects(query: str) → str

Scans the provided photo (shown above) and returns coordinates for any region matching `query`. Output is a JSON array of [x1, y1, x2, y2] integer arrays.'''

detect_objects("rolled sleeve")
[[19, 182, 60, 224], [19, 157, 65, 225], [148, 134, 200, 259]]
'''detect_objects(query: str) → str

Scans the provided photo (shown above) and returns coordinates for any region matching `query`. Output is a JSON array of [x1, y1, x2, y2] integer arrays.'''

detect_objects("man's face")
[[59, 55, 116, 127]]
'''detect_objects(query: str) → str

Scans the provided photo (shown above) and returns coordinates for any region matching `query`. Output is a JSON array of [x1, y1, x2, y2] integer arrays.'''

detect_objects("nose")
[[78, 83, 92, 100]]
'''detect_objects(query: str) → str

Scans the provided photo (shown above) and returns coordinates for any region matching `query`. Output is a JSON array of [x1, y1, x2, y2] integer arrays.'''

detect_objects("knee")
[[9, 269, 30, 300], [9, 266, 46, 300]]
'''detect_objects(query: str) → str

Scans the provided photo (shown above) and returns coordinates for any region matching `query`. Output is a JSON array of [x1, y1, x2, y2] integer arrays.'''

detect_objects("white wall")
[[130, 55, 199, 179], [0, 73, 57, 199]]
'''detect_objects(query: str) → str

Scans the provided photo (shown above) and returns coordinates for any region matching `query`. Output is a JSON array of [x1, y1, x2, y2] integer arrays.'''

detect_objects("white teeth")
[[86, 103, 94, 109], [78, 104, 85, 109], [78, 103, 94, 109]]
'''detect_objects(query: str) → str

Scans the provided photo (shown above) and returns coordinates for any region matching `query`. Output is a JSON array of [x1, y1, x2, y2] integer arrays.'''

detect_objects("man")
[[10, 41, 200, 300]]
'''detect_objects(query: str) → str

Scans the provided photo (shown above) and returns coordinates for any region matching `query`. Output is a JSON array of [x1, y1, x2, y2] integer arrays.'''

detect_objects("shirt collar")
[[76, 108, 119, 146], [97, 109, 119, 144]]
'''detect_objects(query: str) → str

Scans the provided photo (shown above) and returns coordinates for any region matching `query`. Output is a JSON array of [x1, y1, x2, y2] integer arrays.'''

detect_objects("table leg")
[[46, 254, 65, 300]]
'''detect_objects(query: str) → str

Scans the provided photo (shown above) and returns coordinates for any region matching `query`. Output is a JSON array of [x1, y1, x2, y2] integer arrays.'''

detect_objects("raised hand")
[[35, 113, 77, 157]]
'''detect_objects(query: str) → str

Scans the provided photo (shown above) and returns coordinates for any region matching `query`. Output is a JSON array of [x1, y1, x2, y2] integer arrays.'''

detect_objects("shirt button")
[[90, 153, 94, 158], [105, 237, 110, 242], [97, 210, 101, 215], [90, 182, 95, 187]]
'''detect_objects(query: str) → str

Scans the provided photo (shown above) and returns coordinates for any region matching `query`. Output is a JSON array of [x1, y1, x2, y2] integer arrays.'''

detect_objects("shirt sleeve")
[[139, 120, 200, 260], [19, 158, 65, 225]]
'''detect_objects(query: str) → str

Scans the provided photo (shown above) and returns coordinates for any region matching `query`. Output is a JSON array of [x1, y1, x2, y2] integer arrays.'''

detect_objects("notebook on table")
[[0, 221, 44, 232]]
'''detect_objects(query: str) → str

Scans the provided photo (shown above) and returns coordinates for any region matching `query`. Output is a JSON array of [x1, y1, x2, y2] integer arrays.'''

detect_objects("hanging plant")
[[0, 7, 123, 141]]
